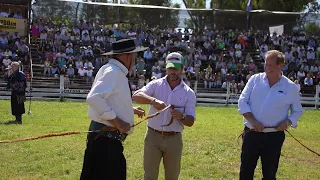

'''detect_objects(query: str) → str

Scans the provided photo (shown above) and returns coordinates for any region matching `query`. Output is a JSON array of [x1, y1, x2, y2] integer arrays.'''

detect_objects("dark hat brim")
[[102, 46, 148, 56]]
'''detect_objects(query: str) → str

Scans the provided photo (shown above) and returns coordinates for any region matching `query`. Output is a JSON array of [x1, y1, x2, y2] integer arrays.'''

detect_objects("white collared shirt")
[[134, 76, 196, 132], [87, 59, 134, 134], [238, 73, 303, 129]]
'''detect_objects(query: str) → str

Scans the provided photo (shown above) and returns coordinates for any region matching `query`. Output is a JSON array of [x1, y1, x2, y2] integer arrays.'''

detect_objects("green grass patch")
[[0, 100, 319, 179]]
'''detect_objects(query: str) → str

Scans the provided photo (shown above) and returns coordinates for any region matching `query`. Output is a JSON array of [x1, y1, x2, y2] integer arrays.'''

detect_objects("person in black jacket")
[[4, 62, 27, 124]]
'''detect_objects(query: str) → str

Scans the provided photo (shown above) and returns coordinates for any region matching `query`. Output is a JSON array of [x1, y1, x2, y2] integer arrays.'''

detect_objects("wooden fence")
[[0, 77, 319, 109]]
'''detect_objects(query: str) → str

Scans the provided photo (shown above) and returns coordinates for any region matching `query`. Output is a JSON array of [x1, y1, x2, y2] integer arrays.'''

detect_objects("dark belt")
[[89, 121, 128, 142], [148, 127, 180, 136]]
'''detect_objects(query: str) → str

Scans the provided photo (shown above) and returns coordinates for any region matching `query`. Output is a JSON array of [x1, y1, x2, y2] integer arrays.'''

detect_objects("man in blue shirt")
[[238, 50, 303, 180]]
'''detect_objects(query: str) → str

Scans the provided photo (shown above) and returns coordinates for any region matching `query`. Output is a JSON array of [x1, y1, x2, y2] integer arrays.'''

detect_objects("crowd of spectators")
[[2, 16, 320, 94], [256, 31, 320, 91]]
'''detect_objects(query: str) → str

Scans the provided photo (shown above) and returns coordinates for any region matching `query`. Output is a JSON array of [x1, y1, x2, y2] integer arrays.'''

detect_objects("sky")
[[172, 0, 211, 9]]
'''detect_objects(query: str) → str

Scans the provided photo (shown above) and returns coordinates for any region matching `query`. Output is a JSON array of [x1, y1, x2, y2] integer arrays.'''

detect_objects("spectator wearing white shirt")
[[86, 66, 94, 84], [2, 55, 11, 72], [0, 11, 9, 17], [307, 49, 315, 60], [65, 46, 74, 55], [235, 43, 242, 50], [151, 69, 162, 79], [78, 66, 87, 77], [39, 30, 47, 46], [304, 75, 313, 86], [84, 60, 93, 69], [297, 69, 305, 83], [238, 50, 303, 180]]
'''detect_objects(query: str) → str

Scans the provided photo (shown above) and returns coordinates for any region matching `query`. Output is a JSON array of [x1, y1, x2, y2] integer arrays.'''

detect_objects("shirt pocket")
[[274, 92, 291, 107]]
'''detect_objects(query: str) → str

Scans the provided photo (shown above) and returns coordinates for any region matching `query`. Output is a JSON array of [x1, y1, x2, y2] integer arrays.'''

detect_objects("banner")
[[0, 17, 27, 36], [0, 18, 17, 31], [269, 25, 284, 36]]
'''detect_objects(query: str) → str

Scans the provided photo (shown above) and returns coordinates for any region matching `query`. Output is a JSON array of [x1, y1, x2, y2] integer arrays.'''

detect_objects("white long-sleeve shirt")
[[238, 73, 303, 130], [86, 59, 134, 134]]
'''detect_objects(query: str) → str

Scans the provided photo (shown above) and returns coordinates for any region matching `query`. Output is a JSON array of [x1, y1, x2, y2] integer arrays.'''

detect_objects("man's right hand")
[[108, 117, 131, 133], [251, 119, 264, 132], [118, 120, 131, 133], [151, 99, 167, 111]]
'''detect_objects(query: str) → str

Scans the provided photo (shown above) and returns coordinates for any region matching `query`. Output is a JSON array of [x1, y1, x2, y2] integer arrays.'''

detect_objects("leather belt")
[[148, 127, 180, 136], [89, 120, 118, 132]]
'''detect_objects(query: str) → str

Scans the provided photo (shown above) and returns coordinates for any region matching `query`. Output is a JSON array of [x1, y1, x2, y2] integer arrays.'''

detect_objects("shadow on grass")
[[0, 120, 22, 125]]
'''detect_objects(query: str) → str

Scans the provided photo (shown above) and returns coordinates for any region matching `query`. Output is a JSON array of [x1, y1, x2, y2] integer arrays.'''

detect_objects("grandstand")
[[0, 0, 319, 107]]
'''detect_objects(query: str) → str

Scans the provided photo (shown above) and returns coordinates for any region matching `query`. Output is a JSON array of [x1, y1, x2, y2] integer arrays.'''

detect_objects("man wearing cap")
[[4, 62, 27, 124], [80, 39, 147, 180], [132, 52, 196, 180]]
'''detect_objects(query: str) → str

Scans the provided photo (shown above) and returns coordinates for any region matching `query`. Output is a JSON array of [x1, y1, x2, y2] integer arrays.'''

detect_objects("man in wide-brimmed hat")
[[80, 39, 147, 180]]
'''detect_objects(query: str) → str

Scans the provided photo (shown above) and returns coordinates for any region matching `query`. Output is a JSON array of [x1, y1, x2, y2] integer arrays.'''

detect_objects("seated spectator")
[[2, 55, 11, 72], [0, 11, 9, 17], [86, 66, 94, 84], [40, 30, 47, 46], [0, 33, 8, 48], [43, 58, 51, 76], [143, 48, 152, 62], [78, 65, 86, 78], [13, 12, 23, 18], [138, 75, 145, 89], [136, 58, 146, 76], [304, 75, 313, 86], [297, 69, 306, 83], [152, 69, 162, 79]]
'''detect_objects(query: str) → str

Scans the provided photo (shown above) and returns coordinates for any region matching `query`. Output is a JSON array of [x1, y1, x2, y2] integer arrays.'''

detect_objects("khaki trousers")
[[144, 128, 183, 180]]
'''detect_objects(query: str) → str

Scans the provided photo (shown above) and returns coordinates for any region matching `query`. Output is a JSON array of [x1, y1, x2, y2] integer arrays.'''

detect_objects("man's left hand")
[[133, 106, 145, 118], [276, 120, 292, 131], [170, 109, 183, 120]]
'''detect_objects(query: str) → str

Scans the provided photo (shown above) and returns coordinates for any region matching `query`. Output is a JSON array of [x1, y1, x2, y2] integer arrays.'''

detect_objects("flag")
[[246, 0, 252, 12]]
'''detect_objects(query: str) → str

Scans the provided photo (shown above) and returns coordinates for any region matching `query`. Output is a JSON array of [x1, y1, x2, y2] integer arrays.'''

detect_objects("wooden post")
[[316, 85, 319, 109], [60, 75, 65, 100], [226, 82, 230, 106]]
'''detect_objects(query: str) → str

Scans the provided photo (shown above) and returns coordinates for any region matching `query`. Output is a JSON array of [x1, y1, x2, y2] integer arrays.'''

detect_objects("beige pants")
[[144, 128, 183, 180]]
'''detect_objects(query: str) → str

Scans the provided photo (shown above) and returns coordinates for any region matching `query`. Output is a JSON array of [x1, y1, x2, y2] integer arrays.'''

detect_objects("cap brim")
[[166, 62, 181, 69], [102, 46, 148, 56]]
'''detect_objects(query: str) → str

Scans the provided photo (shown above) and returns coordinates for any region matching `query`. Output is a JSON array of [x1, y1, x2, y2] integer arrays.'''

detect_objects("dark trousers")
[[80, 132, 126, 180], [240, 130, 285, 180], [15, 114, 22, 122]]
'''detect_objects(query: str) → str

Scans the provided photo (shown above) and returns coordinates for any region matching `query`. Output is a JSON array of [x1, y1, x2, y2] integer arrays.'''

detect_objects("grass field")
[[0, 100, 319, 180]]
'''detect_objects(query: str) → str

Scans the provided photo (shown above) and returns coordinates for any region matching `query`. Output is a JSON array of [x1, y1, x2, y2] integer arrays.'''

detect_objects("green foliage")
[[211, 0, 310, 11], [0, 100, 320, 179], [305, 22, 320, 37], [32, 0, 76, 23]]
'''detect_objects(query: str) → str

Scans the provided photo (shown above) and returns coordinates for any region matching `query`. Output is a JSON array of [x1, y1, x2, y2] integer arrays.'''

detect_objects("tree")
[[210, 0, 310, 11], [305, 22, 320, 37], [32, 0, 75, 23], [127, 0, 180, 28], [182, 0, 213, 32]]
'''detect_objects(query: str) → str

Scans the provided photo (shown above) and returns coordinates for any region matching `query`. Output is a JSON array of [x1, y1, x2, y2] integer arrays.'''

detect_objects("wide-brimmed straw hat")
[[102, 39, 147, 56]]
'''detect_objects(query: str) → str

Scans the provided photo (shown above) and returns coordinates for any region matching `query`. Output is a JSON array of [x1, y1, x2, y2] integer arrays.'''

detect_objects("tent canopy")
[[0, 0, 31, 6]]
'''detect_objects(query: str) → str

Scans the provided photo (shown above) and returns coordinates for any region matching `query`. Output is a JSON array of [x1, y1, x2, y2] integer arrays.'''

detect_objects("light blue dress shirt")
[[238, 73, 303, 129]]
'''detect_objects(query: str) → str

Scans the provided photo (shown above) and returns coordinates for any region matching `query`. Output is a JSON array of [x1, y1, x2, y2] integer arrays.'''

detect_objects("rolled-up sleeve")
[[86, 69, 117, 122], [133, 80, 157, 97], [238, 75, 256, 115], [185, 91, 196, 119], [288, 86, 303, 128]]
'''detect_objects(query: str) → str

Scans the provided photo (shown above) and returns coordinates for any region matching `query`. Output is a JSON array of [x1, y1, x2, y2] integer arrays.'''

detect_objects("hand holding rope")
[[0, 105, 172, 144]]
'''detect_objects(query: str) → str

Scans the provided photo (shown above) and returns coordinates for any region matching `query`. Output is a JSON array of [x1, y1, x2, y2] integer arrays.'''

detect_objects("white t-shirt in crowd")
[[78, 68, 87, 76]]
